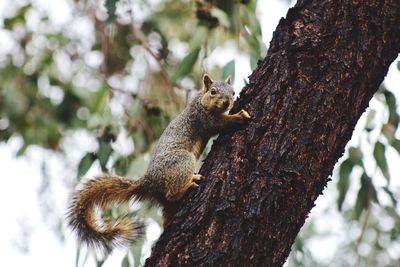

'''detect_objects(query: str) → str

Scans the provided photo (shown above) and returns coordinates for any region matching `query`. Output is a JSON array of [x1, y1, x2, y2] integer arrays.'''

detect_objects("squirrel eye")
[[210, 88, 216, 95]]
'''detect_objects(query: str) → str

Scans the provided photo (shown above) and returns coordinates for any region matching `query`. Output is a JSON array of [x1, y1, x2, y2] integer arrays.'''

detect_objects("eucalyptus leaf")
[[383, 187, 397, 206], [96, 258, 105, 267], [172, 48, 200, 82], [221, 60, 235, 82], [3, 4, 31, 29], [392, 139, 400, 154], [133, 240, 143, 267], [98, 140, 113, 170], [121, 254, 130, 267], [105, 0, 119, 23], [250, 52, 261, 70], [382, 123, 395, 143], [90, 85, 109, 112], [383, 90, 399, 128], [210, 8, 230, 28], [354, 173, 370, 220], [77, 153, 95, 179], [348, 147, 363, 166], [243, 30, 261, 55], [188, 26, 208, 50], [373, 141, 389, 181], [127, 154, 148, 177], [243, 6, 262, 37], [337, 159, 353, 211], [365, 109, 376, 130]]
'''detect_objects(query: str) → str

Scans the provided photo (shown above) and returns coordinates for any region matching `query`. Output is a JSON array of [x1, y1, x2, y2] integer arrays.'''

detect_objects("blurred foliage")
[[0, 0, 399, 266], [0, 0, 265, 266]]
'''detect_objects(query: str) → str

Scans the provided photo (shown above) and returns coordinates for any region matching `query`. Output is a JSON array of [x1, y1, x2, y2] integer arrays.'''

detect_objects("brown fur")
[[66, 74, 251, 252], [67, 175, 148, 251]]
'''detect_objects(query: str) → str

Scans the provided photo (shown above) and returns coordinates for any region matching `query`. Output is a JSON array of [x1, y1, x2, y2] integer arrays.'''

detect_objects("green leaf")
[[370, 181, 379, 204], [188, 27, 208, 50], [16, 144, 28, 157], [373, 141, 389, 181], [172, 47, 200, 82], [242, 6, 262, 37], [96, 259, 105, 267], [105, 0, 119, 23], [121, 254, 130, 267], [210, 8, 230, 28], [382, 123, 395, 144], [77, 153, 95, 179], [365, 109, 376, 130], [294, 237, 304, 252], [128, 98, 141, 117], [90, 85, 109, 112], [98, 140, 113, 170], [127, 154, 148, 177], [46, 33, 70, 45], [242, 29, 260, 55], [385, 206, 400, 220], [348, 147, 363, 166], [383, 187, 397, 206], [250, 52, 261, 70], [133, 243, 143, 267], [354, 173, 370, 220], [221, 60, 235, 82], [392, 139, 400, 155], [383, 90, 399, 128], [4, 4, 31, 29], [337, 159, 353, 211], [228, 1, 239, 34]]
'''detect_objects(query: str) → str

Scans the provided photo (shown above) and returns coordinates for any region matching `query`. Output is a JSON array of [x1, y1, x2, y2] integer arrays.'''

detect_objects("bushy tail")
[[66, 175, 147, 252]]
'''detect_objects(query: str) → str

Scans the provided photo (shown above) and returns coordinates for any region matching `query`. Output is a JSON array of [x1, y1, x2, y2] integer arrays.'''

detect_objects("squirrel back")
[[67, 74, 250, 252]]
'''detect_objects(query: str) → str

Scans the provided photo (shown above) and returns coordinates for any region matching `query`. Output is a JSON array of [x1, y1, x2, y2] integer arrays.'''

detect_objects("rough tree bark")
[[146, 0, 400, 266]]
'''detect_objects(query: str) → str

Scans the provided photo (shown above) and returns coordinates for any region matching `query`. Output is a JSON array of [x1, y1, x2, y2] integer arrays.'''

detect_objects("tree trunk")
[[146, 0, 400, 266]]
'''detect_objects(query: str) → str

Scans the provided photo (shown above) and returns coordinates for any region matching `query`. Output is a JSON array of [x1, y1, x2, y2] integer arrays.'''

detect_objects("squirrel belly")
[[67, 175, 147, 251]]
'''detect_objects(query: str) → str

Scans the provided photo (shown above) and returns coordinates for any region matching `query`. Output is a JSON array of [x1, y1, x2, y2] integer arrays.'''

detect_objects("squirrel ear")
[[225, 75, 231, 85], [203, 74, 213, 90]]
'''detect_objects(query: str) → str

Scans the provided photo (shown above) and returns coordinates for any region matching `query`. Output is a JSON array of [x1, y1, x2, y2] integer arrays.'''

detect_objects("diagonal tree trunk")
[[146, 0, 400, 266]]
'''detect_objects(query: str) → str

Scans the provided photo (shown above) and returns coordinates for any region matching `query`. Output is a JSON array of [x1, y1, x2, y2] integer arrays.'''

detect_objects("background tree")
[[0, 0, 400, 266]]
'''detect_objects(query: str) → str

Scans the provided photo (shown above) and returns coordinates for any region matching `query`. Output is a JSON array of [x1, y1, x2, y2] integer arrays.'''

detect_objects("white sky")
[[0, 0, 399, 266]]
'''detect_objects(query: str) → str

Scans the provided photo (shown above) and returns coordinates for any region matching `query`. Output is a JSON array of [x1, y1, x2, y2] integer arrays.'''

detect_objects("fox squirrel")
[[67, 74, 251, 251]]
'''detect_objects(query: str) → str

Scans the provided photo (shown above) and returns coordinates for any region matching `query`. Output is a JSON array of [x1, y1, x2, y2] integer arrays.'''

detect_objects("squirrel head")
[[200, 74, 234, 114]]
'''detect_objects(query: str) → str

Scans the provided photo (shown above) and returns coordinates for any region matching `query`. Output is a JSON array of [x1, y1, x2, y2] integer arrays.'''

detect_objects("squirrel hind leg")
[[159, 150, 199, 202]]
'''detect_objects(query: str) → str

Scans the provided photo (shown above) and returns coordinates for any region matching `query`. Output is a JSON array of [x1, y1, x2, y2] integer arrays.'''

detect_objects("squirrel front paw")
[[238, 109, 251, 119]]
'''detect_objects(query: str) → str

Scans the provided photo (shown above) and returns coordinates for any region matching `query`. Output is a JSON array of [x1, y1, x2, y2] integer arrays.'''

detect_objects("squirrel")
[[67, 74, 251, 252]]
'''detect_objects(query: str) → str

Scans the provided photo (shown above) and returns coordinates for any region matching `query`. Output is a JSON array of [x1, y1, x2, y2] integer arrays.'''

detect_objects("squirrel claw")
[[190, 174, 202, 188], [192, 174, 202, 181], [190, 182, 200, 188], [239, 109, 251, 119]]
